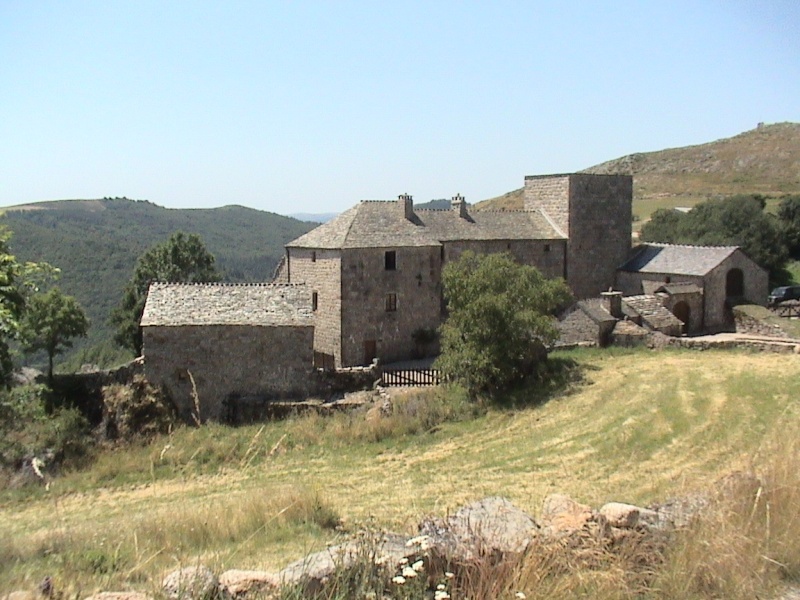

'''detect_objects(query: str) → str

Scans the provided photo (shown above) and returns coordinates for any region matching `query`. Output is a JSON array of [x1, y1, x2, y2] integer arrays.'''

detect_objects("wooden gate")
[[381, 368, 441, 387]]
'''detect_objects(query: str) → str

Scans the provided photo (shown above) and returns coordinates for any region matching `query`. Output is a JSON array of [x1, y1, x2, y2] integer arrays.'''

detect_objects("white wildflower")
[[402, 566, 417, 578], [515, 593, 527, 599], [434, 591, 451, 600], [411, 559, 424, 572], [399, 557, 409, 565], [445, 571, 455, 579], [392, 575, 406, 585], [405, 534, 431, 550], [437, 584, 446, 590]]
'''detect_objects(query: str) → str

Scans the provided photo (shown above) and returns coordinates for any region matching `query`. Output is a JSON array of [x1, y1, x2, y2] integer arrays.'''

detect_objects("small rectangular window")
[[311, 251, 317, 262], [385, 250, 396, 271], [312, 291, 318, 311], [385, 293, 397, 312], [544, 244, 551, 252]]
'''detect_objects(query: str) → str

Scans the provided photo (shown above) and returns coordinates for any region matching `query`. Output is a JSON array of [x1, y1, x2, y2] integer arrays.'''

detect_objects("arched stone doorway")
[[726, 268, 744, 299], [672, 301, 690, 327]]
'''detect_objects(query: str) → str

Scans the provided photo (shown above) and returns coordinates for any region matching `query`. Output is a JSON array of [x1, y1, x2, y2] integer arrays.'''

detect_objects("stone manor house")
[[141, 172, 768, 420]]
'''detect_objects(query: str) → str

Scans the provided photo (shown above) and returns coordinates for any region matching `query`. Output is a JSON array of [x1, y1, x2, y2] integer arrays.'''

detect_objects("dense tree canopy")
[[434, 252, 572, 398], [640, 195, 788, 276], [21, 287, 89, 382], [111, 232, 220, 356], [777, 195, 800, 259]]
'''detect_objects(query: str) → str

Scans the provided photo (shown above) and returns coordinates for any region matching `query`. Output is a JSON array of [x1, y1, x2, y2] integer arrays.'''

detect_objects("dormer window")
[[385, 251, 396, 271]]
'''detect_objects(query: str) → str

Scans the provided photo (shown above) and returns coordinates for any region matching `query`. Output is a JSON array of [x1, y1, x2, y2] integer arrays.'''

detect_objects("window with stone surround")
[[385, 293, 397, 312], [312, 291, 318, 311], [385, 250, 396, 271]]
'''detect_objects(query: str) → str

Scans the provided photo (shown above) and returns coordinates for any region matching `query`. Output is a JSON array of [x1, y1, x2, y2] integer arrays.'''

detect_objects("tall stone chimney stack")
[[601, 290, 623, 319], [398, 193, 414, 220], [451, 193, 468, 218]]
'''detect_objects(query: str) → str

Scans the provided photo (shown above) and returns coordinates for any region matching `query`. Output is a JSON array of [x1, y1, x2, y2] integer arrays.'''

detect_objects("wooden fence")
[[381, 368, 441, 387]]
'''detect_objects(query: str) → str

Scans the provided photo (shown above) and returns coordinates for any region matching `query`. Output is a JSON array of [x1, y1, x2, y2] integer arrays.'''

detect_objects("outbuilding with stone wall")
[[617, 244, 768, 332], [141, 283, 314, 422]]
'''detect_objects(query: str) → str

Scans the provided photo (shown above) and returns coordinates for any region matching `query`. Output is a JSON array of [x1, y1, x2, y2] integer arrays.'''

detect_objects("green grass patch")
[[3, 348, 800, 597]]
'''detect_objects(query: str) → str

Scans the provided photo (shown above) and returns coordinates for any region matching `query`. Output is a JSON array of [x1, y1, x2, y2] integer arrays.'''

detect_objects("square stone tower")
[[524, 173, 632, 299]]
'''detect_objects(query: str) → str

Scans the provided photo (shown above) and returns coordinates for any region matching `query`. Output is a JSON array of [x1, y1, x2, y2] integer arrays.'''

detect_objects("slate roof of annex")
[[623, 294, 684, 331], [657, 282, 704, 295], [619, 243, 740, 276], [286, 201, 563, 249], [140, 283, 313, 327], [575, 299, 617, 324]]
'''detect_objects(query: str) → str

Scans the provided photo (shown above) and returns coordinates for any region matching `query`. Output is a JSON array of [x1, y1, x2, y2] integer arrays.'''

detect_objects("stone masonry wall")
[[525, 174, 632, 299], [523, 175, 570, 236], [704, 252, 768, 331], [566, 174, 633, 299], [143, 324, 315, 422], [340, 246, 442, 366], [443, 239, 566, 281], [287, 248, 342, 366], [660, 291, 704, 334]]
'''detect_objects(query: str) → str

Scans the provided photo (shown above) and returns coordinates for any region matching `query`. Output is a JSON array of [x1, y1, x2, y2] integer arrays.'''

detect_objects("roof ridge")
[[644, 242, 740, 250], [474, 209, 538, 213], [151, 281, 307, 288]]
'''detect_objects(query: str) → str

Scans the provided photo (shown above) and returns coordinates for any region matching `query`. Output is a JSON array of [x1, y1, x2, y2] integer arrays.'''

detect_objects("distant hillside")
[[288, 212, 337, 223], [2, 198, 315, 366], [476, 122, 800, 215]]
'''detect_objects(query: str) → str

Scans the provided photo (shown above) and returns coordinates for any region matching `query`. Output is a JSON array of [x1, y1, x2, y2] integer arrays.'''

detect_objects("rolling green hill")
[[1, 198, 315, 367], [476, 122, 800, 218]]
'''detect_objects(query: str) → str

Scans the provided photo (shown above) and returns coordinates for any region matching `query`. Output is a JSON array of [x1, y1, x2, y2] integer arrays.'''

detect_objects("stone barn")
[[616, 244, 768, 332], [140, 282, 314, 422]]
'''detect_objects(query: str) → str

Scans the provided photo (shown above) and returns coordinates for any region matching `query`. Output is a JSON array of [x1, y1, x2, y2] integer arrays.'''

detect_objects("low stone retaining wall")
[[51, 359, 145, 425]]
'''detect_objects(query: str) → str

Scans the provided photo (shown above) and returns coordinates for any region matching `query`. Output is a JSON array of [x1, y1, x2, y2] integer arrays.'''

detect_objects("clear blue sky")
[[2, 1, 799, 215]]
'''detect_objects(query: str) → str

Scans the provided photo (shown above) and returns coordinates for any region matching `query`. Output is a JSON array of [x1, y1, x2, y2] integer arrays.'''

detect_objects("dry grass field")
[[2, 347, 800, 597]]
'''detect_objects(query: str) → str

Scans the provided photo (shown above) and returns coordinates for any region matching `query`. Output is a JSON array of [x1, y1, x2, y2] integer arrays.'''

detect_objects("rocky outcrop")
[[51, 489, 719, 600], [161, 566, 220, 600], [419, 496, 540, 559]]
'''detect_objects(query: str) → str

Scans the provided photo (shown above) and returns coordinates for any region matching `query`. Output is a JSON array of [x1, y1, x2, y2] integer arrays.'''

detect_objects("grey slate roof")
[[623, 294, 683, 331], [140, 283, 313, 327], [657, 282, 704, 295], [619, 243, 739, 276], [286, 201, 563, 249], [575, 299, 617, 324]]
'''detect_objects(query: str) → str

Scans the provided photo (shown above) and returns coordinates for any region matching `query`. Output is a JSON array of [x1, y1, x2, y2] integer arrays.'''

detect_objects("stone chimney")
[[398, 193, 414, 220], [601, 290, 623, 319], [451, 193, 468, 218]]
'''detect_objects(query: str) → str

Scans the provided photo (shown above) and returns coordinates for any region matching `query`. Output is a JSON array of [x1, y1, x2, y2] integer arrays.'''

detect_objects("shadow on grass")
[[493, 355, 599, 410]]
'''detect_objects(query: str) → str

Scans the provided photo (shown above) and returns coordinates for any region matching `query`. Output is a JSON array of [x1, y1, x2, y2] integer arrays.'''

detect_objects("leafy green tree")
[[640, 195, 788, 276], [21, 287, 89, 383], [434, 252, 572, 399], [639, 208, 684, 244], [0, 228, 56, 386], [777, 195, 800, 259], [111, 232, 220, 356]]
